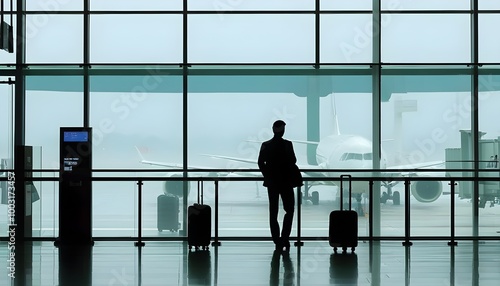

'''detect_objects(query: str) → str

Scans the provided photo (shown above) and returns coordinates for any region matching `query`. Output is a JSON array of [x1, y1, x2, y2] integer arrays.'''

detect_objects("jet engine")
[[410, 179, 442, 203], [163, 173, 190, 197]]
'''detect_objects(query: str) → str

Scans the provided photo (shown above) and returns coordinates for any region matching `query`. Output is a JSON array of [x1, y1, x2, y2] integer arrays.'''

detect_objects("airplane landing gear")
[[301, 182, 319, 205], [336, 192, 365, 217], [381, 181, 401, 205]]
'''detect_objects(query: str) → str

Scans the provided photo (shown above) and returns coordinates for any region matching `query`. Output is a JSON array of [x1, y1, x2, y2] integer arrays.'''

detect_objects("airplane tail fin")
[[134, 146, 146, 163], [330, 94, 341, 136]]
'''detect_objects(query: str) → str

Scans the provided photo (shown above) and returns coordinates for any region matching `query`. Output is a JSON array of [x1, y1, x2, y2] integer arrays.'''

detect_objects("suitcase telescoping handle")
[[197, 180, 204, 205], [340, 174, 352, 211]]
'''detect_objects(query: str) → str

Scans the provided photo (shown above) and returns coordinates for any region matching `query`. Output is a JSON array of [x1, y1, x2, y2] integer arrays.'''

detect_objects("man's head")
[[272, 120, 286, 137]]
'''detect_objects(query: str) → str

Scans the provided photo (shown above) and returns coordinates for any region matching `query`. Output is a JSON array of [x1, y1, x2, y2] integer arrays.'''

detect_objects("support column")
[[371, 0, 382, 238]]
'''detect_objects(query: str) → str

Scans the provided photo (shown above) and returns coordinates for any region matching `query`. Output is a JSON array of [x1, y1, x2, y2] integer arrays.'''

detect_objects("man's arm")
[[287, 141, 297, 165], [257, 143, 267, 175]]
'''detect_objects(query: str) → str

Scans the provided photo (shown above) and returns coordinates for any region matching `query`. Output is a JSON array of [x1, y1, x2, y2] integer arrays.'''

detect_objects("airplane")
[[136, 103, 446, 216], [136, 133, 445, 217], [199, 133, 445, 215]]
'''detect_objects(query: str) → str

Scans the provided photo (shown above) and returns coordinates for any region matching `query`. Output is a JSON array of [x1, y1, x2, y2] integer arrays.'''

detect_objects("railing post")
[[448, 180, 458, 246], [212, 179, 221, 246], [369, 179, 374, 240], [295, 186, 303, 247], [402, 178, 412, 246], [135, 180, 145, 247]]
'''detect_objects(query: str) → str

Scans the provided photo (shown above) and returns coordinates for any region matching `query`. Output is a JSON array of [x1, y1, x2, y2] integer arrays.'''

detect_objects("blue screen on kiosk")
[[63, 131, 89, 142]]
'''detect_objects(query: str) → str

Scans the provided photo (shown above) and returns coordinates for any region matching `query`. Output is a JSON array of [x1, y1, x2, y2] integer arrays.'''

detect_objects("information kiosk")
[[55, 127, 93, 246]]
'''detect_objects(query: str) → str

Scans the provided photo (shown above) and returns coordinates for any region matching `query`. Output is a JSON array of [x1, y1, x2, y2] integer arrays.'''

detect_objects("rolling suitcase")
[[157, 194, 180, 232], [329, 174, 358, 253], [188, 181, 212, 250]]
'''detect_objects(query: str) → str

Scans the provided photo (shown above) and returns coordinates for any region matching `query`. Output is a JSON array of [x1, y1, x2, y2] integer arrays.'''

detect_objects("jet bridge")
[[445, 130, 500, 207]]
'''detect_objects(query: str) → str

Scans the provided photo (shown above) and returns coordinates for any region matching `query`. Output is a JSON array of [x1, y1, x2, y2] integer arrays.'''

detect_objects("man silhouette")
[[258, 120, 299, 251]]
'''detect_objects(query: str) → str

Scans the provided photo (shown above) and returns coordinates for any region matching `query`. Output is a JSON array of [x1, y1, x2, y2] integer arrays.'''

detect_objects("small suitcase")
[[188, 181, 212, 250], [329, 174, 358, 253], [157, 194, 180, 232]]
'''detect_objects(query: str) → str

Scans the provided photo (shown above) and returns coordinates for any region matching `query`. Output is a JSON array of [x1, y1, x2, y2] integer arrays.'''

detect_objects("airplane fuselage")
[[314, 134, 387, 195]]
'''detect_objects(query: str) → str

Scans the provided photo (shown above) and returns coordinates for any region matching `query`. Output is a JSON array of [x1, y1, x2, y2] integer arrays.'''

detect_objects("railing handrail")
[[2, 175, 500, 182], [2, 167, 500, 173]]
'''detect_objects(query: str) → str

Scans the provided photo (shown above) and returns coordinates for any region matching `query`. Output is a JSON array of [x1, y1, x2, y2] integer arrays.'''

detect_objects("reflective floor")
[[1, 240, 500, 285]]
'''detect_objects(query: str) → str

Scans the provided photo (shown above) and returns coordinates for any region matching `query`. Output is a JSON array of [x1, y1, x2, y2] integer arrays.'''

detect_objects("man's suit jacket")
[[258, 136, 297, 188]]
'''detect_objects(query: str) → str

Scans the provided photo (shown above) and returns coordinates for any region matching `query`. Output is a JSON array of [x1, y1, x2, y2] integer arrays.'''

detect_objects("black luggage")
[[157, 194, 180, 232], [329, 174, 358, 253], [188, 181, 212, 250]]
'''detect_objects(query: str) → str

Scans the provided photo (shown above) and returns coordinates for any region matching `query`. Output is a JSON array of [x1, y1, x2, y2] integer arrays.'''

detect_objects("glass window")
[[478, 74, 500, 147], [25, 76, 83, 238], [478, 73, 500, 236], [91, 0, 182, 11], [381, 73, 471, 168], [90, 74, 183, 237], [321, 0, 372, 10], [0, 77, 14, 239], [90, 75, 183, 169], [0, 78, 13, 161], [187, 73, 372, 237], [346, 153, 363, 160], [92, 179, 138, 237], [25, 76, 84, 167], [26, 15, 83, 63], [381, 14, 470, 63], [27, 1, 82, 11], [189, 0, 313, 10], [90, 15, 183, 63], [188, 14, 315, 63], [381, 73, 471, 238], [479, 0, 500, 10], [340, 153, 348, 161], [320, 14, 373, 63], [479, 15, 500, 63], [0, 1, 15, 11], [382, 0, 470, 10]]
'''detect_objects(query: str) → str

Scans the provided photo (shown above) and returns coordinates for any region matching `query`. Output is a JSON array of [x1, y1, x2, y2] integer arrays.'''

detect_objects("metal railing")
[[1, 168, 500, 247]]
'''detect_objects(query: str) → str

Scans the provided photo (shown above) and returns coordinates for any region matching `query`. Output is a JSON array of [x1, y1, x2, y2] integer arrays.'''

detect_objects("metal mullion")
[[380, 10, 472, 14], [471, 0, 480, 238], [83, 0, 89, 127], [89, 10, 182, 14], [188, 10, 313, 15], [182, 0, 188, 237], [319, 10, 372, 14], [372, 0, 382, 239], [23, 10, 182, 15], [315, 0, 320, 68], [14, 0, 26, 242], [23, 11, 87, 15]]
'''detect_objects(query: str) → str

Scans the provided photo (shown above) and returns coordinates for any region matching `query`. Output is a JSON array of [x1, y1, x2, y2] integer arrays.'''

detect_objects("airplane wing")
[[386, 160, 445, 176], [201, 154, 257, 165], [135, 147, 224, 174], [135, 146, 183, 168], [202, 153, 333, 182], [246, 139, 319, 146]]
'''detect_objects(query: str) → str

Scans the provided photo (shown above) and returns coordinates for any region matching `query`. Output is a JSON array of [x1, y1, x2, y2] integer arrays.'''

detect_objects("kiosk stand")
[[55, 127, 93, 246]]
